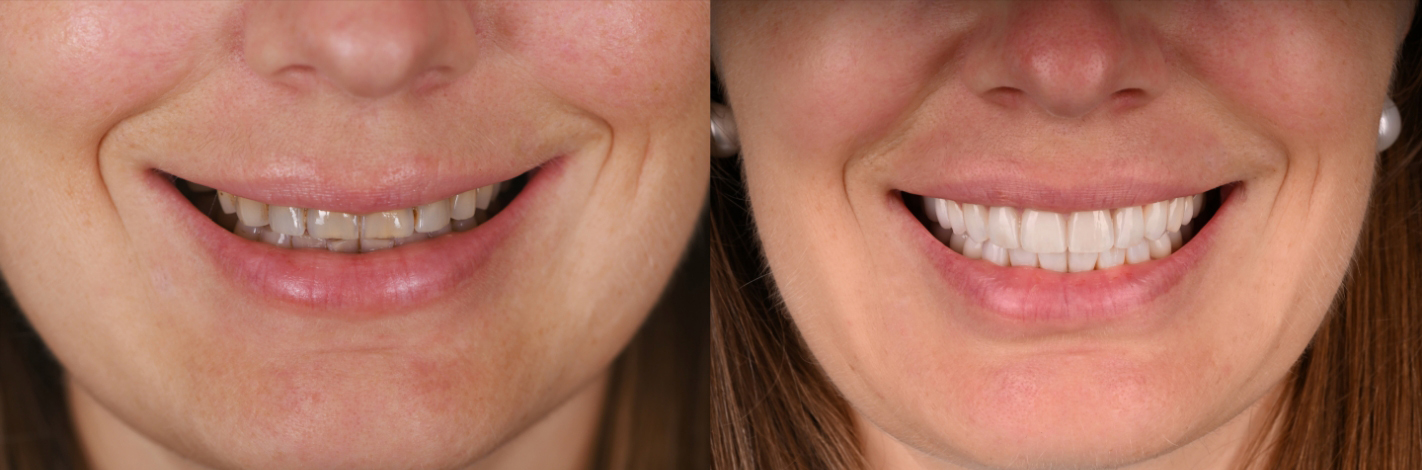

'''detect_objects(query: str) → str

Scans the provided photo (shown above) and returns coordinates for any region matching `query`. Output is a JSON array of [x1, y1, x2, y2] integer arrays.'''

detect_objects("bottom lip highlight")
[[157, 158, 564, 315]]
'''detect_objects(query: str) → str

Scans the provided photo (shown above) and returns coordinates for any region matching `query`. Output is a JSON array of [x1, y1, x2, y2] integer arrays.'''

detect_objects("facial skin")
[[0, 2, 706, 470], [716, 2, 1410, 469]]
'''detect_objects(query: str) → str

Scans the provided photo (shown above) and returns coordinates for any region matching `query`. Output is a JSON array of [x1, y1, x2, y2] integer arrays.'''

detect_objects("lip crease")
[[154, 157, 564, 317], [900, 182, 1240, 337]]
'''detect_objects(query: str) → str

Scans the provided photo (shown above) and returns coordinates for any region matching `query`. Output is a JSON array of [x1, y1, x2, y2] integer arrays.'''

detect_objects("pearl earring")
[[712, 103, 740, 158], [1378, 98, 1402, 152]]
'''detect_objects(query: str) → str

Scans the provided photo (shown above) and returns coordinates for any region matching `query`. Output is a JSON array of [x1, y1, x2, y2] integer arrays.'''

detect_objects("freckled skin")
[[716, 2, 1408, 469], [0, 2, 707, 470]]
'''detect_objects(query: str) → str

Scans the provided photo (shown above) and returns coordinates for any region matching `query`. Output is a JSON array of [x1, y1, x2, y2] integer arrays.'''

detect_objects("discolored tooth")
[[1143, 201, 1168, 240], [394, 232, 427, 246], [981, 241, 1009, 266], [218, 191, 238, 215], [362, 209, 415, 239], [1009, 249, 1038, 268], [236, 197, 269, 227], [946, 200, 966, 234], [987, 206, 1021, 250], [450, 189, 479, 221], [187, 181, 215, 193], [1038, 253, 1068, 272], [475, 183, 498, 210], [948, 232, 968, 253], [1097, 248, 1126, 270], [1192, 193, 1204, 218], [1148, 236, 1172, 259], [1169, 230, 1183, 251], [327, 239, 359, 253], [1112, 206, 1145, 249], [962, 237, 984, 259], [1126, 241, 1151, 264], [234, 222, 262, 241], [291, 235, 327, 250], [1067, 210, 1113, 253], [1167, 197, 1185, 233], [1068, 252, 1098, 272], [359, 238, 395, 253], [415, 200, 451, 233], [453, 217, 478, 232], [307, 210, 360, 240], [961, 203, 988, 242], [268, 206, 305, 237], [1020, 209, 1068, 253], [259, 230, 292, 248]]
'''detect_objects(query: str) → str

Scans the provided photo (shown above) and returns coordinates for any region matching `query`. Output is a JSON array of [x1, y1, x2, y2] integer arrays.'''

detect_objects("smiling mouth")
[[906, 185, 1229, 272], [172, 172, 531, 253]]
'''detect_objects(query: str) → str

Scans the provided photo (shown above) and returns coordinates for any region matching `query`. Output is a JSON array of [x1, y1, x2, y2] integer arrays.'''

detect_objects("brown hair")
[[0, 214, 709, 470], [711, 14, 1422, 470]]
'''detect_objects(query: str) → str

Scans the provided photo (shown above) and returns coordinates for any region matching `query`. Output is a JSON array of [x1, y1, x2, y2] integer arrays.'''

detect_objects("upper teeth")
[[923, 193, 1205, 272], [208, 182, 506, 253]]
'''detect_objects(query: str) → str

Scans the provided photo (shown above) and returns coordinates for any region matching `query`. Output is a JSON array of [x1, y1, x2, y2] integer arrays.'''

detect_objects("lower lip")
[[154, 158, 563, 317], [902, 187, 1238, 335]]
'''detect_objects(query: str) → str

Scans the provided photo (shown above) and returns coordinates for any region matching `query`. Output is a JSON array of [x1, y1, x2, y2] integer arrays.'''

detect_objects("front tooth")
[[415, 200, 451, 233], [1097, 248, 1126, 269], [1068, 252, 1098, 272], [1169, 230, 1183, 251], [1037, 253, 1068, 272], [359, 238, 395, 253], [307, 210, 361, 240], [218, 191, 238, 215], [981, 241, 1009, 266], [1112, 207, 1145, 249], [1126, 241, 1151, 264], [1067, 210, 1113, 253], [1009, 249, 1038, 268], [962, 237, 984, 259], [1143, 201, 1168, 239], [327, 239, 359, 253], [236, 197, 269, 227], [1167, 197, 1185, 233], [475, 183, 499, 210], [450, 189, 479, 220], [363, 209, 415, 239], [961, 203, 988, 242], [1020, 209, 1068, 253], [987, 206, 1022, 249], [268, 205, 306, 237], [1148, 236, 1172, 259], [946, 200, 966, 234], [948, 232, 968, 253], [291, 235, 327, 249], [259, 230, 292, 248]]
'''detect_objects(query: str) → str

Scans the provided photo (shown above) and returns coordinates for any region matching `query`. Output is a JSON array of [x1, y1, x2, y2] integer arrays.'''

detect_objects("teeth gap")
[[172, 171, 533, 253]]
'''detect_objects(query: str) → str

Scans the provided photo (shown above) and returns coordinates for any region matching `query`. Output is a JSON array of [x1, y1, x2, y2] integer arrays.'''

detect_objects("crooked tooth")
[[1126, 241, 1151, 264], [475, 183, 498, 210], [1067, 210, 1113, 253], [948, 232, 968, 253], [961, 203, 988, 242], [987, 206, 1022, 250], [1143, 201, 1168, 240], [1038, 253, 1068, 272], [1009, 249, 1038, 268], [962, 237, 984, 259], [1097, 248, 1126, 269], [1167, 197, 1185, 233], [981, 241, 1009, 266], [236, 197, 269, 227], [268, 206, 305, 237], [946, 200, 966, 234], [415, 200, 451, 233], [307, 210, 360, 240], [359, 238, 395, 253], [259, 230, 292, 248], [218, 191, 237, 215], [450, 189, 479, 221], [1148, 236, 1172, 259], [1020, 209, 1067, 253], [1112, 206, 1145, 249], [363, 209, 415, 239], [1068, 252, 1098, 272]]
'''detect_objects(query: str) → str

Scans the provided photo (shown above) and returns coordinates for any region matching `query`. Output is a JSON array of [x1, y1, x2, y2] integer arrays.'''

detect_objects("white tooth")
[[291, 235, 327, 249], [234, 222, 262, 241], [925, 197, 941, 224], [268, 206, 305, 237], [236, 197, 269, 227], [987, 206, 1022, 250], [475, 183, 499, 210], [1169, 230, 1183, 251], [218, 191, 238, 215], [1020, 209, 1068, 253], [1009, 249, 1038, 268], [1097, 248, 1126, 269], [259, 230, 292, 248], [1143, 201, 1168, 240], [394, 232, 428, 246], [1181, 196, 1194, 225], [453, 217, 478, 232], [946, 200, 966, 234], [187, 181, 215, 193], [1112, 206, 1145, 249], [1167, 197, 1185, 233], [327, 239, 359, 253], [1148, 236, 1172, 259], [1067, 210, 1113, 253], [962, 237, 984, 259], [1068, 252, 1098, 272], [1192, 193, 1204, 218], [933, 199, 951, 230], [306, 210, 361, 240], [948, 232, 968, 253], [359, 238, 395, 253], [451, 189, 479, 220], [1037, 253, 1068, 272], [415, 200, 451, 233], [362, 209, 415, 239], [961, 203, 988, 242], [981, 241, 1009, 266], [1126, 241, 1151, 264]]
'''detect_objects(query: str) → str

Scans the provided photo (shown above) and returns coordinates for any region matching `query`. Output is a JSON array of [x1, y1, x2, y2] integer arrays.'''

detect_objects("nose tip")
[[244, 1, 474, 99]]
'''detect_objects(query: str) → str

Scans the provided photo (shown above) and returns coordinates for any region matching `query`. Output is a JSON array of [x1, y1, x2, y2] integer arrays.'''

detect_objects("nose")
[[243, 1, 478, 99], [965, 1, 1167, 119]]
